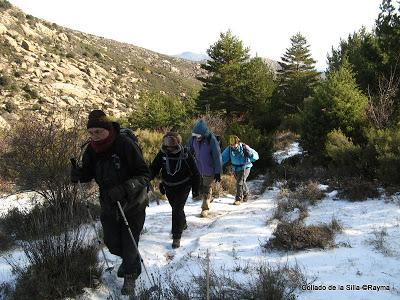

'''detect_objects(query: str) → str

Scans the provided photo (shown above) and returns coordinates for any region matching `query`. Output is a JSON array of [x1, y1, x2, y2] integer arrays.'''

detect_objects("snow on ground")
[[1, 143, 400, 299], [273, 141, 302, 164]]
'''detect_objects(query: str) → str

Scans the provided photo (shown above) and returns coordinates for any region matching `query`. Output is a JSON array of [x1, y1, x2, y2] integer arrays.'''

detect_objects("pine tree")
[[197, 30, 250, 114], [275, 33, 320, 115]]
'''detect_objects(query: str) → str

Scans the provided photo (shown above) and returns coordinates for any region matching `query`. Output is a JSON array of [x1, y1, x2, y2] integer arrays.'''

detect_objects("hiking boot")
[[121, 274, 136, 295], [200, 210, 209, 218], [233, 200, 241, 205], [172, 238, 181, 249], [243, 195, 249, 202], [117, 262, 125, 278]]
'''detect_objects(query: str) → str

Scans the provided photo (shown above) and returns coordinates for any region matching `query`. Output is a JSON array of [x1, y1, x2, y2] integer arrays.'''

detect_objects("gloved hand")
[[106, 184, 126, 204], [70, 158, 81, 183], [124, 179, 140, 199], [214, 173, 221, 183], [158, 182, 166, 195]]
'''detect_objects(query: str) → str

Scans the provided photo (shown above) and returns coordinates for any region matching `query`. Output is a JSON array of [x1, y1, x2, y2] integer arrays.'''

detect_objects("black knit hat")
[[86, 110, 112, 130]]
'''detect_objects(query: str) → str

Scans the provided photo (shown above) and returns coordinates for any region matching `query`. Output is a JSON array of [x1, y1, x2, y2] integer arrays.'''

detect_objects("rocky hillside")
[[0, 1, 205, 128]]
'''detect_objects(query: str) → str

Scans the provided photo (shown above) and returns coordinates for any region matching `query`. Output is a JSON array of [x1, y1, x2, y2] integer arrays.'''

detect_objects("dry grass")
[[337, 177, 380, 201], [273, 130, 300, 152]]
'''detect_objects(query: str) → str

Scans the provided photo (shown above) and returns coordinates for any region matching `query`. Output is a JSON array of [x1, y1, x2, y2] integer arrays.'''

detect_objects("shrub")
[[11, 232, 101, 299], [301, 61, 368, 155], [135, 129, 164, 164], [337, 177, 379, 201], [22, 84, 39, 99], [366, 127, 400, 185], [136, 260, 306, 300], [4, 100, 18, 113], [0, 113, 86, 206], [220, 174, 236, 195], [325, 129, 363, 176], [0, 200, 100, 241], [129, 92, 193, 130], [265, 221, 339, 251]]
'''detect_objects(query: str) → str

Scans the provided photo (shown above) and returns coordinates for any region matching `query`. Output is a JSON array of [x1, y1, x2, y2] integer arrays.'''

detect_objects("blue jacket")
[[222, 143, 259, 172], [188, 120, 223, 176]]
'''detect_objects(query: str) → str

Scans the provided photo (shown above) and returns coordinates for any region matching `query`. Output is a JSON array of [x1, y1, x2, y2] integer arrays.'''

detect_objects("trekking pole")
[[116, 201, 157, 291], [71, 158, 114, 272]]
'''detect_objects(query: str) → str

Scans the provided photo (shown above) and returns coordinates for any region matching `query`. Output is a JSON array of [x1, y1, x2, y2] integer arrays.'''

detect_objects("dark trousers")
[[100, 207, 146, 278], [166, 185, 191, 239]]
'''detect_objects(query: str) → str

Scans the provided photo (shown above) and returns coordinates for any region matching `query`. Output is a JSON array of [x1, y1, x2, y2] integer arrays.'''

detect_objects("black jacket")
[[150, 146, 200, 195], [79, 123, 151, 213]]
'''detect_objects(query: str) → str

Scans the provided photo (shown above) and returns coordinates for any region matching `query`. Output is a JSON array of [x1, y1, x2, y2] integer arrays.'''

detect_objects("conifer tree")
[[275, 33, 320, 115], [197, 30, 250, 114]]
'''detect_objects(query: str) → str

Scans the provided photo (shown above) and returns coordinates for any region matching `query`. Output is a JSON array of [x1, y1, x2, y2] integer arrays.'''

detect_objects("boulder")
[[0, 23, 7, 35]]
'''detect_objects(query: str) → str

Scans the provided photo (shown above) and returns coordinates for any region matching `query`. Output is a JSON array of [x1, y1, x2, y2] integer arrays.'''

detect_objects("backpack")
[[120, 127, 142, 154]]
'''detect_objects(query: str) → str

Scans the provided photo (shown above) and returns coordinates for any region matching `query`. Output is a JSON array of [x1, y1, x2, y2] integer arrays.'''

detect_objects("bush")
[[4, 100, 18, 113], [129, 92, 195, 130], [301, 61, 368, 155], [0, 200, 100, 241], [22, 85, 40, 99], [135, 129, 164, 164], [136, 261, 305, 300], [366, 127, 400, 185], [273, 130, 299, 152], [265, 220, 340, 251], [6, 198, 102, 299], [337, 177, 379, 201], [0, 113, 86, 205], [220, 174, 236, 195], [12, 234, 101, 300]]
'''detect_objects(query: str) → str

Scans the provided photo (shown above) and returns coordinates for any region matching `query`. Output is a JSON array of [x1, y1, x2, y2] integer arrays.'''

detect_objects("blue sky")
[[9, 0, 382, 70]]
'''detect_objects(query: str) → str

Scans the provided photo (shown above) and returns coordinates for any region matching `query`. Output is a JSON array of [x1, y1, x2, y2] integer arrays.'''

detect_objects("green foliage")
[[134, 129, 164, 164], [366, 127, 400, 184], [301, 61, 368, 154], [325, 129, 363, 175], [129, 92, 194, 130], [328, 28, 383, 94], [4, 100, 18, 113], [274, 33, 320, 116]]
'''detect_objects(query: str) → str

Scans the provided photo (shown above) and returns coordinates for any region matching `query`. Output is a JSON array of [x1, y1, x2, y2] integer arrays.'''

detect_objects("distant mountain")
[[174, 52, 209, 62]]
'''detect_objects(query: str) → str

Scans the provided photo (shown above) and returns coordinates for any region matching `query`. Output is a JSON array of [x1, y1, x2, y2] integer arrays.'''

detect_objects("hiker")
[[70, 110, 151, 296], [188, 119, 222, 218], [222, 135, 259, 205], [150, 132, 200, 249]]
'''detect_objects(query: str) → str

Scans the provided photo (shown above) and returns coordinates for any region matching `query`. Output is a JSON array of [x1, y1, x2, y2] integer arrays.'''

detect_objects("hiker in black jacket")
[[70, 110, 151, 295], [150, 132, 200, 249]]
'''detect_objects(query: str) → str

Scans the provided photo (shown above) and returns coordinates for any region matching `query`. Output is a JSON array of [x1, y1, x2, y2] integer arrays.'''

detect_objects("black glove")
[[70, 158, 81, 183], [214, 174, 221, 183], [124, 179, 139, 199], [158, 182, 166, 195], [106, 184, 126, 204]]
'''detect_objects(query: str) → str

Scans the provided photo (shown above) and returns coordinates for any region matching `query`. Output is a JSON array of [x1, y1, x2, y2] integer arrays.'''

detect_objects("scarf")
[[90, 127, 116, 153]]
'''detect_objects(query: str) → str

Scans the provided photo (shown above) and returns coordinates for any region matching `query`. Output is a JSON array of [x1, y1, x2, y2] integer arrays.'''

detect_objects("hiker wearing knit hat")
[[150, 131, 200, 249], [70, 109, 151, 295]]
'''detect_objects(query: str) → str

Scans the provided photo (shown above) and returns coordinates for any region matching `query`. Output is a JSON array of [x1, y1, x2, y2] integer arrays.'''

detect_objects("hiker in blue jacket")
[[222, 135, 259, 205], [188, 119, 222, 217]]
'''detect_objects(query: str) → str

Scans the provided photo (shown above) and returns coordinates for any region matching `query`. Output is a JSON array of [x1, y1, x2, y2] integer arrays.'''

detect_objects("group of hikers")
[[70, 109, 259, 295]]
